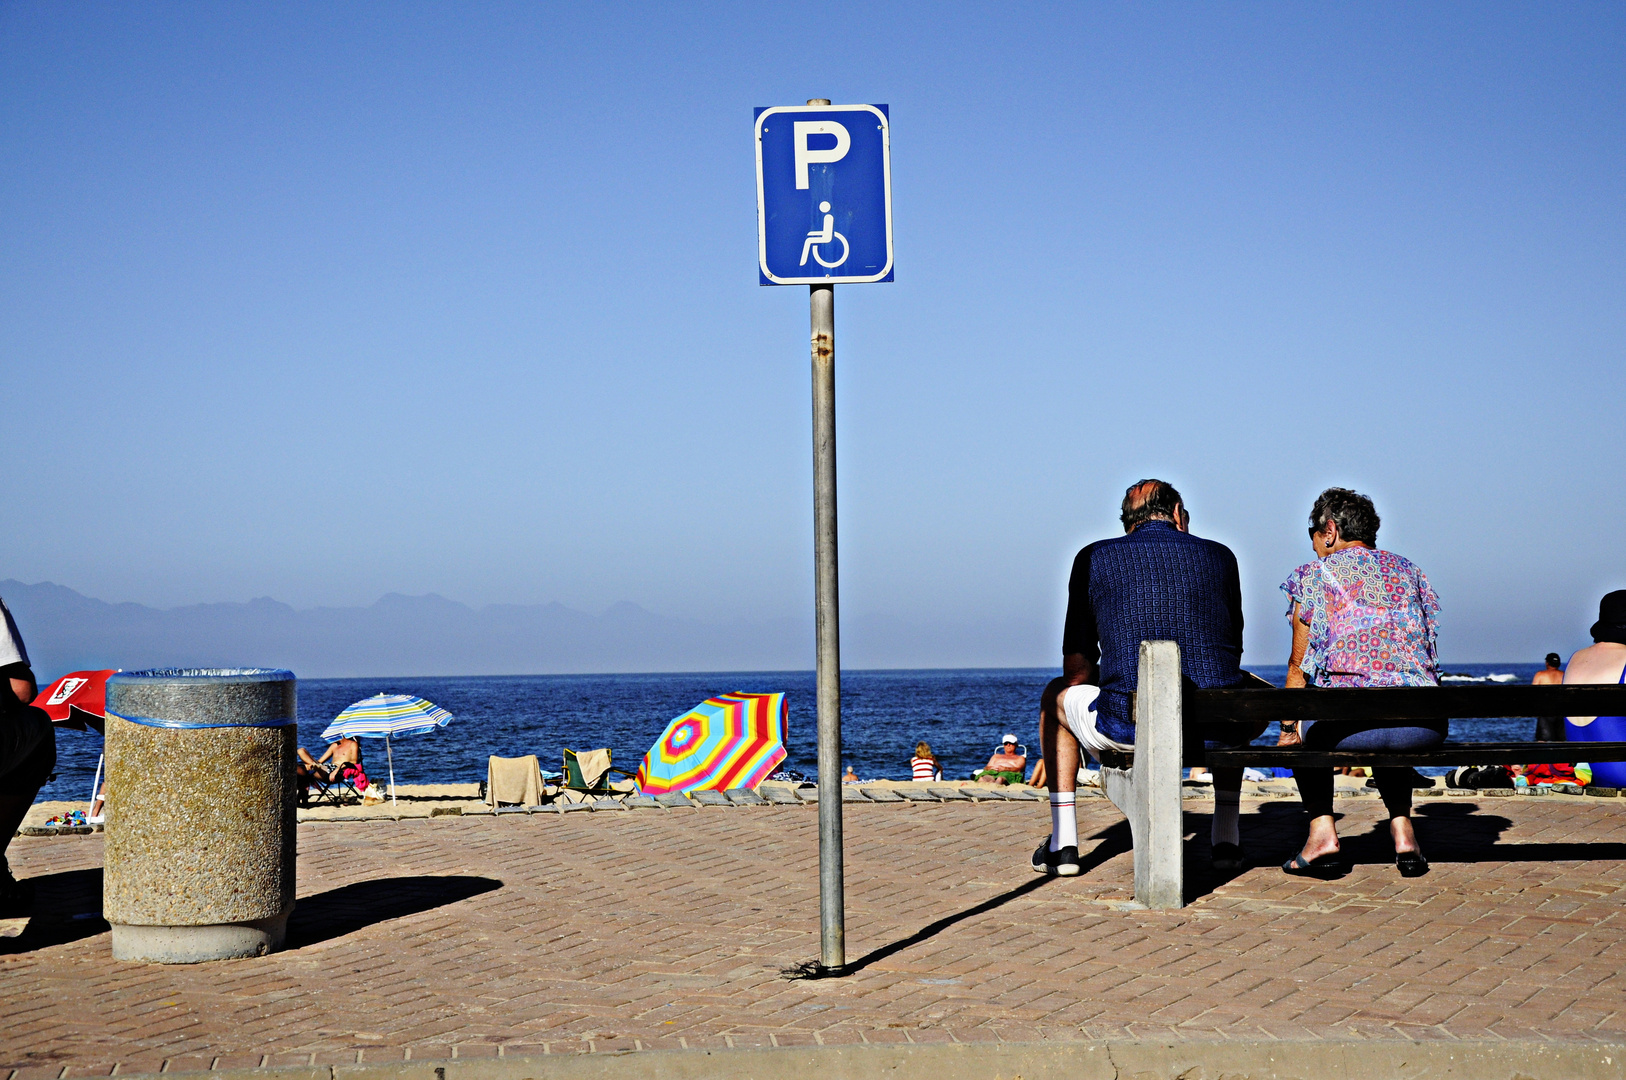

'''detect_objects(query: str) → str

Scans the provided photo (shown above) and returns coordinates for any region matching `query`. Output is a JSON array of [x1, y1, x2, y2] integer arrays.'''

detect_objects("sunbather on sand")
[[297, 736, 361, 788], [979, 736, 1026, 784]]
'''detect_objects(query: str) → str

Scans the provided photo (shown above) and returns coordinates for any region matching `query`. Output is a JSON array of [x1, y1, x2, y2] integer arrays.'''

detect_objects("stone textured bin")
[[103, 668, 297, 963]]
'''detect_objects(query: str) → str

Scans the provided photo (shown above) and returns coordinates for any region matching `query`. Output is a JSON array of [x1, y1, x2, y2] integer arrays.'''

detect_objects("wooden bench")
[[1103, 641, 1626, 910]]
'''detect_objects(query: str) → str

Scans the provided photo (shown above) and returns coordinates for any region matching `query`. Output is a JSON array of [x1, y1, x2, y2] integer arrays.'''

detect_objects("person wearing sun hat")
[[979, 734, 1026, 785], [1562, 591, 1626, 788]]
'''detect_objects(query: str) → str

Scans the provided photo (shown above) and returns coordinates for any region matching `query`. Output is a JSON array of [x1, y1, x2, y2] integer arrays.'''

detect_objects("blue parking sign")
[[755, 104, 892, 285]]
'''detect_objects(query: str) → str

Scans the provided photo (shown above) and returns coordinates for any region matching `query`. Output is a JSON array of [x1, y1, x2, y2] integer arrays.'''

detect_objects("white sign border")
[[756, 104, 893, 286]]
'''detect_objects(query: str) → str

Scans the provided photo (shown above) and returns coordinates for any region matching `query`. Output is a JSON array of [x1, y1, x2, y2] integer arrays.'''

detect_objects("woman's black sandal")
[[1282, 851, 1348, 879], [1395, 850, 1429, 877]]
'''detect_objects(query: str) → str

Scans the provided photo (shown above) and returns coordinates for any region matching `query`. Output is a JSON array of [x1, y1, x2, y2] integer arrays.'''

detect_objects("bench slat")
[[1203, 741, 1626, 769], [1184, 684, 1626, 724]]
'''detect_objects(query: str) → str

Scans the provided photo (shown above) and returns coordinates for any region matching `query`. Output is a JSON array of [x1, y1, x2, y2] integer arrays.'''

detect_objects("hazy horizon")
[[0, 576, 1581, 683]]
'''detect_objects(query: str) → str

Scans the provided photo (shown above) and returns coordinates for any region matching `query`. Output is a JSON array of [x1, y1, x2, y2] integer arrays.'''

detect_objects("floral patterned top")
[[1281, 548, 1441, 688]]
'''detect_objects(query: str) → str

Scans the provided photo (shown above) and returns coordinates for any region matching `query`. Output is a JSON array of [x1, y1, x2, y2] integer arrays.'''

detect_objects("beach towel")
[[573, 748, 612, 789], [336, 761, 369, 792], [1522, 762, 1577, 785], [486, 754, 545, 807]]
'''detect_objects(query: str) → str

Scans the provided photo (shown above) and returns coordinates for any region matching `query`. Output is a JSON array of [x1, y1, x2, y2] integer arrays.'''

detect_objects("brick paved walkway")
[[5, 793, 1626, 1076]]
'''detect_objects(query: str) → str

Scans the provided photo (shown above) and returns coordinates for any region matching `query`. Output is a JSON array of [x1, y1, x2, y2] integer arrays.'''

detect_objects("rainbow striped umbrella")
[[636, 692, 787, 795], [320, 694, 454, 806]]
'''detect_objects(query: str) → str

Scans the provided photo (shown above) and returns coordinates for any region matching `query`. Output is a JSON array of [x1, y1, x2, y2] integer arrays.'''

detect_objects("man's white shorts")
[[1061, 684, 1134, 757]]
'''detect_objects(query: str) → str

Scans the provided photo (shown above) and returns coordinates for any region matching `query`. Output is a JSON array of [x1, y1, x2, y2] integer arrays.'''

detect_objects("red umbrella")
[[32, 670, 116, 732]]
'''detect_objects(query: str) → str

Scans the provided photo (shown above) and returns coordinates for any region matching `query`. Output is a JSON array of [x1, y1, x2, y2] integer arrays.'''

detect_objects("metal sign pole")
[[808, 93, 844, 972], [811, 278, 843, 971], [758, 96, 887, 975]]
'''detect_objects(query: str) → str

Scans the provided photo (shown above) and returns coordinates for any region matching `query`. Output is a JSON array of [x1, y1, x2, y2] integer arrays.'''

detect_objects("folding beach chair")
[[302, 745, 373, 808], [305, 767, 363, 807], [561, 748, 638, 798]]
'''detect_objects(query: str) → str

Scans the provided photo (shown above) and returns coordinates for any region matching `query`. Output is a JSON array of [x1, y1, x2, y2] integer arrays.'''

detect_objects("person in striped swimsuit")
[[910, 742, 942, 782]]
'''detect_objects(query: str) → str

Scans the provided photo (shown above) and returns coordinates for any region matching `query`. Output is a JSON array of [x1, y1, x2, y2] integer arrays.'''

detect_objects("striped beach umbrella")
[[321, 694, 454, 806], [321, 694, 453, 740], [636, 692, 787, 795]]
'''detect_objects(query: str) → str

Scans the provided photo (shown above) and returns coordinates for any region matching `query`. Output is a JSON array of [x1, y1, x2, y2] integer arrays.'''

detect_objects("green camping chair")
[[562, 748, 639, 797]]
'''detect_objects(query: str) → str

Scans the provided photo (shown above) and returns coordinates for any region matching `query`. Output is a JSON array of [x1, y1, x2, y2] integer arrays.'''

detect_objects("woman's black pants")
[[1292, 719, 1447, 820]]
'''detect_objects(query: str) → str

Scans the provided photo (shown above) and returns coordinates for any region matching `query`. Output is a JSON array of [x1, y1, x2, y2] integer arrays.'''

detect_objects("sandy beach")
[[20, 773, 1609, 835]]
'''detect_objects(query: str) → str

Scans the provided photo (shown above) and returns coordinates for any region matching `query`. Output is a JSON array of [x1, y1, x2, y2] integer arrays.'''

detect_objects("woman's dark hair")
[[1545, 653, 1562, 667], [1121, 479, 1184, 531], [1308, 487, 1380, 546]]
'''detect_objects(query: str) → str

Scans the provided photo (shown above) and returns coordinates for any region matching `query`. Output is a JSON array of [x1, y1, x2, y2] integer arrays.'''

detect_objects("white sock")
[[1050, 792, 1077, 852], [1211, 788, 1240, 848]]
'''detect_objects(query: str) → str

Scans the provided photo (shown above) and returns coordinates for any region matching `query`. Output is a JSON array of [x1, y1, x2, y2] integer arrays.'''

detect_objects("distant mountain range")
[[0, 580, 1052, 679]]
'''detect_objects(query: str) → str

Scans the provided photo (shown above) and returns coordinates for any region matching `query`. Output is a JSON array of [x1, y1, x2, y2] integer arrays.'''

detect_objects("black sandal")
[[1282, 851, 1347, 879], [1395, 850, 1429, 877]]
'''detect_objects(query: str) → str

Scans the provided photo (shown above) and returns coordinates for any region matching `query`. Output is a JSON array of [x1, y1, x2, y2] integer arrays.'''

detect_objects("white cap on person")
[[1002, 733, 1018, 744]]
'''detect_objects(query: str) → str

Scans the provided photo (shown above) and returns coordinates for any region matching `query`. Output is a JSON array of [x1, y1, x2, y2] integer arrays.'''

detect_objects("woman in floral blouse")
[[1278, 488, 1443, 879]]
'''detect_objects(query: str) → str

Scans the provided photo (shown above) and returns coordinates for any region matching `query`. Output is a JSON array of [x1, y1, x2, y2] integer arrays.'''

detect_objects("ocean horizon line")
[[290, 661, 1538, 682]]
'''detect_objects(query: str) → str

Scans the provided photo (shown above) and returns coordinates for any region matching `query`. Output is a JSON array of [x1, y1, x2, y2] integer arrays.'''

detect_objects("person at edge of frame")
[[0, 596, 54, 914]]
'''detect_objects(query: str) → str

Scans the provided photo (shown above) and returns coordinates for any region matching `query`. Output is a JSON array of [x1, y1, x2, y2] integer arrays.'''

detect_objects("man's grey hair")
[[1120, 479, 1183, 532]]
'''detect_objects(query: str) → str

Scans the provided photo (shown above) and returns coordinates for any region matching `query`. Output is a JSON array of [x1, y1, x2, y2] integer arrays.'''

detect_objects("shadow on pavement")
[[2, 871, 502, 954], [784, 821, 1134, 980], [1182, 805, 1302, 901], [1407, 801, 1626, 863], [286, 875, 503, 949], [1189, 796, 1626, 887], [1213, 798, 1511, 871], [1179, 795, 1626, 898], [0, 867, 109, 955]]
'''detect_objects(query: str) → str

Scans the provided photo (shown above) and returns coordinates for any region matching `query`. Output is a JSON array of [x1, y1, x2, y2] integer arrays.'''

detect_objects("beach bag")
[[1447, 765, 1514, 790]]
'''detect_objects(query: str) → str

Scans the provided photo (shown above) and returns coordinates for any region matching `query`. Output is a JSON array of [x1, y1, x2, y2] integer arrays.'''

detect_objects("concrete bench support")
[[1101, 640, 1185, 910]]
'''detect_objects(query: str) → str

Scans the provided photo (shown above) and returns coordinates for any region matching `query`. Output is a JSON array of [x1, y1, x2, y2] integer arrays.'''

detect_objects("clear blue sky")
[[3, 2, 1622, 667]]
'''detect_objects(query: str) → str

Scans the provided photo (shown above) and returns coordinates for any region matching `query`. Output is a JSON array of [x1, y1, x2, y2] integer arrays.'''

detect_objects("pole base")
[[110, 909, 290, 963], [781, 958, 847, 980]]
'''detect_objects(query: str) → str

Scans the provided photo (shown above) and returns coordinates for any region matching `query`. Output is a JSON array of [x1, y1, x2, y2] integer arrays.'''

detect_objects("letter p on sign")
[[793, 121, 851, 189]]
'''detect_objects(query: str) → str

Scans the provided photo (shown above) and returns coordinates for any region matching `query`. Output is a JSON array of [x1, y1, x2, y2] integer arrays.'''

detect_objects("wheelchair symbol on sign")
[[799, 202, 850, 268]]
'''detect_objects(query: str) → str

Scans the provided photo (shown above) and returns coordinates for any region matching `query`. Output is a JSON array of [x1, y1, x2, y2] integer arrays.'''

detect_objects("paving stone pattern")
[[5, 794, 1626, 1076]]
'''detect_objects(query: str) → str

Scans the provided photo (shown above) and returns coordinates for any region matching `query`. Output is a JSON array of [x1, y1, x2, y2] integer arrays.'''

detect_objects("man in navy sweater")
[[1034, 480, 1262, 876]]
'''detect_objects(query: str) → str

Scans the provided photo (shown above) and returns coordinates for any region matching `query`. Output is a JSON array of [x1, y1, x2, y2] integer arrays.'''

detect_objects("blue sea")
[[35, 662, 1554, 803]]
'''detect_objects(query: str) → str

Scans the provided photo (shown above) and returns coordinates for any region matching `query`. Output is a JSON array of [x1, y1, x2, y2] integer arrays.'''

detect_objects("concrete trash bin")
[[103, 668, 297, 963]]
